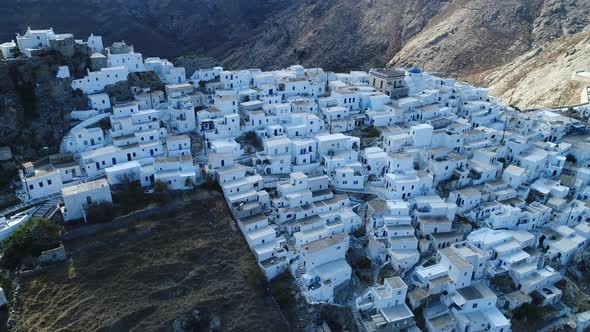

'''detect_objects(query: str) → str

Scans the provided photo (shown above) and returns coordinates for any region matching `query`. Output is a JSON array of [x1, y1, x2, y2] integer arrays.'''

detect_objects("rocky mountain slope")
[[387, 0, 590, 108], [223, 0, 590, 108], [1, 0, 589, 109], [0, 0, 296, 58]]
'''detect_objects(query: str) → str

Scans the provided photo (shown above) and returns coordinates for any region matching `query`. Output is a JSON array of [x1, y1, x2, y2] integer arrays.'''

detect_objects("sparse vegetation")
[[201, 177, 222, 192], [245, 265, 265, 289], [351, 256, 372, 270], [113, 179, 146, 213], [377, 265, 398, 284], [491, 274, 516, 293], [238, 131, 263, 151], [351, 256, 373, 285], [153, 180, 173, 204], [154, 180, 169, 192], [363, 126, 381, 138], [512, 303, 544, 321], [351, 227, 366, 238], [269, 272, 292, 308]]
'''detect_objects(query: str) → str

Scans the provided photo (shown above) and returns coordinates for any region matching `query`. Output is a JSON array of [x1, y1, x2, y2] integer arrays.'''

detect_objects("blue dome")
[[408, 66, 422, 74]]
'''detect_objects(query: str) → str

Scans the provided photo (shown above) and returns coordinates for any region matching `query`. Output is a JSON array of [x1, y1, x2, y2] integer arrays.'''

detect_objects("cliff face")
[[0, 49, 89, 159], [1, 0, 589, 109], [219, 0, 449, 72]]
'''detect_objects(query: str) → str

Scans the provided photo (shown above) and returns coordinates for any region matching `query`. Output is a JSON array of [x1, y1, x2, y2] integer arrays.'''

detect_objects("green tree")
[[116, 178, 145, 208], [154, 180, 169, 192], [513, 303, 543, 321], [85, 202, 116, 223], [11, 45, 22, 58], [566, 154, 577, 165], [0, 218, 61, 268]]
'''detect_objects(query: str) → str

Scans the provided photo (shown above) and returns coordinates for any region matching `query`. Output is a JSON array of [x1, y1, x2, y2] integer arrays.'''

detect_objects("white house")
[[144, 57, 185, 84], [384, 170, 433, 200], [88, 93, 111, 111], [61, 178, 113, 222], [105, 41, 145, 72], [166, 135, 192, 157], [71, 66, 129, 94], [19, 162, 64, 200], [15, 27, 70, 57], [298, 233, 351, 303], [0, 41, 17, 59], [442, 281, 511, 332], [154, 155, 197, 190], [355, 277, 416, 331], [333, 167, 364, 190]]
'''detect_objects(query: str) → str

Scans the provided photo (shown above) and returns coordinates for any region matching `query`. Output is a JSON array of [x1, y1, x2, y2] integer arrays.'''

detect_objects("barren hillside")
[[387, 0, 590, 108], [10, 191, 288, 332]]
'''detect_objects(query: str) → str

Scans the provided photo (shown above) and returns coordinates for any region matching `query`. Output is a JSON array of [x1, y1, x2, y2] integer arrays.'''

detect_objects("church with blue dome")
[[407, 66, 422, 74]]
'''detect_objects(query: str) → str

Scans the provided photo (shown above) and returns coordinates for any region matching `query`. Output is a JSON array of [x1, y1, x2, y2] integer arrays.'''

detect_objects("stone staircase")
[[295, 259, 314, 303], [351, 306, 363, 331], [32, 195, 61, 219], [0, 192, 60, 219], [286, 239, 297, 256], [355, 202, 367, 221]]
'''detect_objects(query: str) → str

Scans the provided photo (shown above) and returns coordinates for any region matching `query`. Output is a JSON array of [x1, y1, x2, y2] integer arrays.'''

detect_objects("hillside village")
[[3, 27, 590, 331]]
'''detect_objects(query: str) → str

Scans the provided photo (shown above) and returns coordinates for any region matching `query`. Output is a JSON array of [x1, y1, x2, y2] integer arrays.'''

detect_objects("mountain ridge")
[[1, 0, 589, 108]]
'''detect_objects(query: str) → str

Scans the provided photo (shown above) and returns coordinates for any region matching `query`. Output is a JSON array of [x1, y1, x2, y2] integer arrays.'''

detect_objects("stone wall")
[[37, 246, 67, 265], [61, 205, 171, 242]]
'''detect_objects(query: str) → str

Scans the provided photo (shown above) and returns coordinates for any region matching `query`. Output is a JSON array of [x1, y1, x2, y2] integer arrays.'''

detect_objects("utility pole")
[[18, 163, 31, 201], [566, 200, 576, 226], [500, 116, 508, 145]]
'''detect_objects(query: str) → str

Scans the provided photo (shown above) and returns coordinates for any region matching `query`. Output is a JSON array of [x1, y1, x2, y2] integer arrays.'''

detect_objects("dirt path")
[[12, 190, 288, 332]]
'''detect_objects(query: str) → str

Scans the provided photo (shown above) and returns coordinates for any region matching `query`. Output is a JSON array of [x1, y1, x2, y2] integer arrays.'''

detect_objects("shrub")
[[351, 256, 372, 270], [201, 176, 222, 192], [245, 266, 265, 288], [115, 179, 145, 209], [566, 154, 577, 164], [351, 227, 366, 238], [0, 218, 61, 269], [12, 46, 22, 58], [365, 127, 381, 138], [154, 180, 169, 193], [513, 303, 543, 321], [268, 273, 291, 308], [85, 202, 116, 223], [152, 180, 173, 205], [184, 177, 196, 189]]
